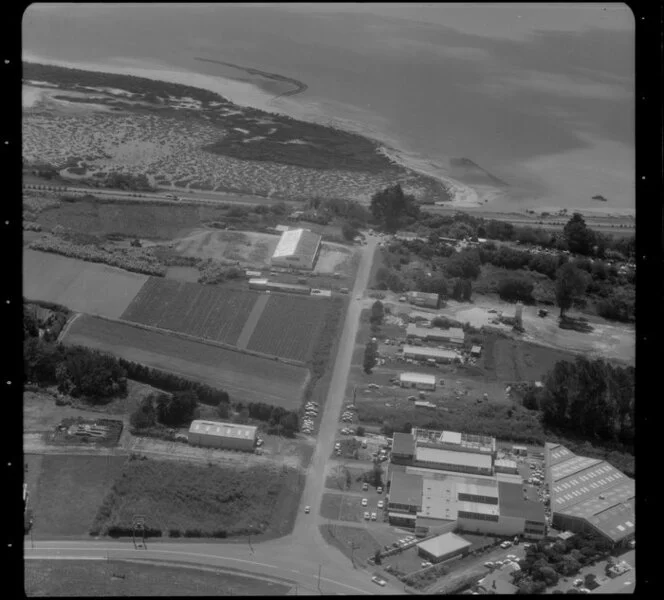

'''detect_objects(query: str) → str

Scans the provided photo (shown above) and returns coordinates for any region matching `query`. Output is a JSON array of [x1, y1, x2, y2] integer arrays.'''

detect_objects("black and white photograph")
[[21, 3, 637, 595]]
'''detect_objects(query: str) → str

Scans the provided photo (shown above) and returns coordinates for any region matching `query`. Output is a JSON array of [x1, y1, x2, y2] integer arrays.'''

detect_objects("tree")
[[563, 213, 596, 255], [371, 460, 384, 487], [370, 300, 385, 324], [130, 396, 158, 429], [216, 402, 230, 420], [156, 390, 198, 427], [374, 549, 382, 565], [498, 275, 535, 303], [24, 308, 39, 339], [555, 263, 588, 317], [356, 426, 365, 437], [363, 341, 377, 374], [341, 221, 359, 241], [369, 184, 420, 232]]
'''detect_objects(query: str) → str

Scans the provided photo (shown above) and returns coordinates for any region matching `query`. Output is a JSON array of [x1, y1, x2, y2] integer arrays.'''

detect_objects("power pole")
[[248, 526, 254, 555], [317, 565, 322, 594]]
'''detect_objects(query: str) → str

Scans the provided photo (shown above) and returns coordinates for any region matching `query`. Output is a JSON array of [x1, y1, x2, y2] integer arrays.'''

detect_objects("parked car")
[[361, 498, 368, 506], [500, 541, 512, 549], [421, 561, 433, 568], [371, 512, 377, 521], [371, 576, 386, 587], [484, 562, 495, 568], [364, 512, 370, 520], [377, 487, 383, 494], [377, 500, 384, 509]]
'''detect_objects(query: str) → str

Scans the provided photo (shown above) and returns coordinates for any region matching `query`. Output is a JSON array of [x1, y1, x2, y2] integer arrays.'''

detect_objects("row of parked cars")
[[301, 401, 319, 434]]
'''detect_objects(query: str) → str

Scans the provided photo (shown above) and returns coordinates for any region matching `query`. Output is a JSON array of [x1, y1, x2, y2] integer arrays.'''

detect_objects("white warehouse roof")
[[402, 346, 458, 360], [417, 532, 472, 558], [400, 372, 436, 385], [189, 420, 257, 439], [416, 446, 493, 471], [272, 228, 321, 259]]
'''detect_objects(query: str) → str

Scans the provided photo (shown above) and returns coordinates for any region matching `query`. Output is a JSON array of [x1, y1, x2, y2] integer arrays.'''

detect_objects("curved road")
[[25, 235, 403, 595]]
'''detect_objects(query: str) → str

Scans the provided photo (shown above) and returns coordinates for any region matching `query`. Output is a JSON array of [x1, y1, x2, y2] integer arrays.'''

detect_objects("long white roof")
[[189, 420, 257, 439], [273, 228, 304, 258], [400, 372, 436, 384]]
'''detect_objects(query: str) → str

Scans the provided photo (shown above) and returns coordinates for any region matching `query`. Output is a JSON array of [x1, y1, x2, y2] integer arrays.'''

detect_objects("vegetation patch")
[[90, 457, 302, 539]]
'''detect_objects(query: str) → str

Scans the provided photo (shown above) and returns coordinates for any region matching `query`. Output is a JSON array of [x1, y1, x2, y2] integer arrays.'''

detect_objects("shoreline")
[[22, 54, 634, 220]]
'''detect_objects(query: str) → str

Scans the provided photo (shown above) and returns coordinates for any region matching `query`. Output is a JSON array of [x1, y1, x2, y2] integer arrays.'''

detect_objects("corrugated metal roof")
[[415, 447, 492, 470], [188, 420, 257, 439], [400, 372, 436, 385], [417, 532, 471, 558], [406, 324, 464, 341], [402, 345, 457, 360], [272, 228, 321, 259], [441, 431, 462, 445]]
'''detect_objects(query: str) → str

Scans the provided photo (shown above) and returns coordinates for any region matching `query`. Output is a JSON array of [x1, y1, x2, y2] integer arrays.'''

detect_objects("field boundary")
[[90, 313, 307, 368], [236, 294, 269, 350]]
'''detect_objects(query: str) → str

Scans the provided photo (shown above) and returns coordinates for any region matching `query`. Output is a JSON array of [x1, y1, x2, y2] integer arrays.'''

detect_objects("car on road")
[[304, 506, 310, 514], [361, 498, 368, 506], [371, 512, 377, 521], [421, 561, 433, 568], [500, 541, 512, 549], [371, 576, 386, 587], [377, 486, 383, 494], [377, 500, 384, 509], [362, 482, 369, 491], [364, 512, 370, 520]]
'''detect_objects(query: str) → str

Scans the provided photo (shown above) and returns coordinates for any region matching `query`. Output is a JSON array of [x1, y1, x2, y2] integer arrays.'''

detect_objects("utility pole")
[[317, 565, 322, 594], [248, 526, 254, 555]]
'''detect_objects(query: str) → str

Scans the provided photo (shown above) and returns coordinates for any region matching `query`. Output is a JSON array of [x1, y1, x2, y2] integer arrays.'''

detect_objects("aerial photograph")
[[22, 3, 635, 596]]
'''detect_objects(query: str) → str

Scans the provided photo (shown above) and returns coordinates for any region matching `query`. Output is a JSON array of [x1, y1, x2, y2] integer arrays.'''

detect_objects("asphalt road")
[[24, 235, 403, 595]]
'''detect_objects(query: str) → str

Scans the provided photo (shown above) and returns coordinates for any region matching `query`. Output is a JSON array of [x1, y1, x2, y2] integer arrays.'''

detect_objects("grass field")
[[121, 277, 260, 346], [61, 315, 308, 408], [320, 493, 363, 523], [319, 524, 381, 568], [24, 560, 290, 596], [246, 295, 331, 362], [25, 454, 128, 539], [92, 458, 303, 539], [23, 249, 147, 318]]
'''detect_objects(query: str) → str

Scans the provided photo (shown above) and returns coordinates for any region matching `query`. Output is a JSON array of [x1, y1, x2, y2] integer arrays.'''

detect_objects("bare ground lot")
[[23, 249, 147, 318], [61, 315, 309, 408], [24, 559, 291, 597]]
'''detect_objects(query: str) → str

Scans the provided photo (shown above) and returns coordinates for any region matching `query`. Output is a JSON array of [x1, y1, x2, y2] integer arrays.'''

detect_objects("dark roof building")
[[544, 443, 635, 545], [392, 432, 417, 458], [498, 481, 546, 523]]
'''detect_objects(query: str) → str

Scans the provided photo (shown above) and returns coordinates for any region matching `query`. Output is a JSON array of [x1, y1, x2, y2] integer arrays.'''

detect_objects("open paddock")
[[121, 277, 260, 346], [61, 315, 308, 409], [23, 249, 147, 318]]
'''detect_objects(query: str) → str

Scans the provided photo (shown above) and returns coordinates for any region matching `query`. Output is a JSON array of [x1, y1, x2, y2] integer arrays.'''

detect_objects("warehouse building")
[[402, 345, 458, 363], [417, 532, 472, 564], [544, 443, 635, 547], [270, 228, 322, 271], [495, 458, 519, 475], [406, 324, 465, 346], [188, 420, 257, 452], [406, 291, 440, 309], [400, 372, 436, 391]]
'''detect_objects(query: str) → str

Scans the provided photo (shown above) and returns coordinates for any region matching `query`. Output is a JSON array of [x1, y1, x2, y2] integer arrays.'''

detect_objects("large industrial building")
[[406, 324, 465, 346], [402, 345, 459, 363], [270, 228, 322, 271], [188, 420, 257, 451], [399, 372, 436, 391], [544, 443, 635, 547], [386, 428, 546, 537], [406, 291, 440, 309]]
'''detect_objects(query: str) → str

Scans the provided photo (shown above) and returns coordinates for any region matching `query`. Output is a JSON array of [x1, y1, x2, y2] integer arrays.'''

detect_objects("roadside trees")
[[555, 263, 588, 318]]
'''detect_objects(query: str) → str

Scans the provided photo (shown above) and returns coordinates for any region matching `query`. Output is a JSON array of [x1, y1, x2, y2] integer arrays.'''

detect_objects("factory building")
[[399, 372, 436, 391], [406, 291, 440, 309], [402, 345, 458, 363], [417, 532, 472, 564], [406, 324, 465, 346], [270, 228, 322, 271], [544, 443, 635, 547], [248, 278, 311, 295], [188, 420, 257, 452]]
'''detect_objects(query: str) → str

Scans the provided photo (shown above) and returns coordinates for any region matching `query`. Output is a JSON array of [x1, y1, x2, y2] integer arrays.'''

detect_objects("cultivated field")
[[91, 458, 303, 539], [61, 315, 308, 408], [121, 277, 260, 346], [25, 454, 128, 539], [23, 249, 147, 318], [246, 295, 331, 362], [25, 560, 291, 597]]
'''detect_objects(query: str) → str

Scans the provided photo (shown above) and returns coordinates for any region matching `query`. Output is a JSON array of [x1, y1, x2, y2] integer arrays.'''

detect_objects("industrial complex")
[[386, 428, 546, 539], [270, 228, 322, 271], [543, 443, 635, 547]]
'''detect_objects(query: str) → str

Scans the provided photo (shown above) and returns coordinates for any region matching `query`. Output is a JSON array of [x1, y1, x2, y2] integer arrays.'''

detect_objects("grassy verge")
[[319, 524, 381, 568], [91, 457, 304, 540], [24, 560, 291, 596]]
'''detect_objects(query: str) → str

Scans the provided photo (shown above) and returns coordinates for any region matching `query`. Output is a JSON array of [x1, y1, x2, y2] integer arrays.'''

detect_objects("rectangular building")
[[271, 228, 322, 271], [415, 446, 493, 476], [188, 420, 257, 452], [406, 324, 465, 345], [406, 291, 440, 309], [402, 345, 458, 363], [400, 372, 436, 391], [417, 532, 472, 563]]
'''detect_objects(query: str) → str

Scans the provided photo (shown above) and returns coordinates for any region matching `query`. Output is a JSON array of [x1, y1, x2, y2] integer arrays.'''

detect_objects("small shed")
[[417, 532, 472, 564], [470, 346, 482, 357]]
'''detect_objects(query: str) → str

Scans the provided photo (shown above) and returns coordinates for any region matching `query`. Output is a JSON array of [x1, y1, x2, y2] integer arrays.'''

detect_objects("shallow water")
[[23, 3, 634, 211]]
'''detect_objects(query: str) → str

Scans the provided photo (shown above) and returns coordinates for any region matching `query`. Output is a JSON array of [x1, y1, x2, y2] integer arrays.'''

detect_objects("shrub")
[[498, 275, 535, 303]]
